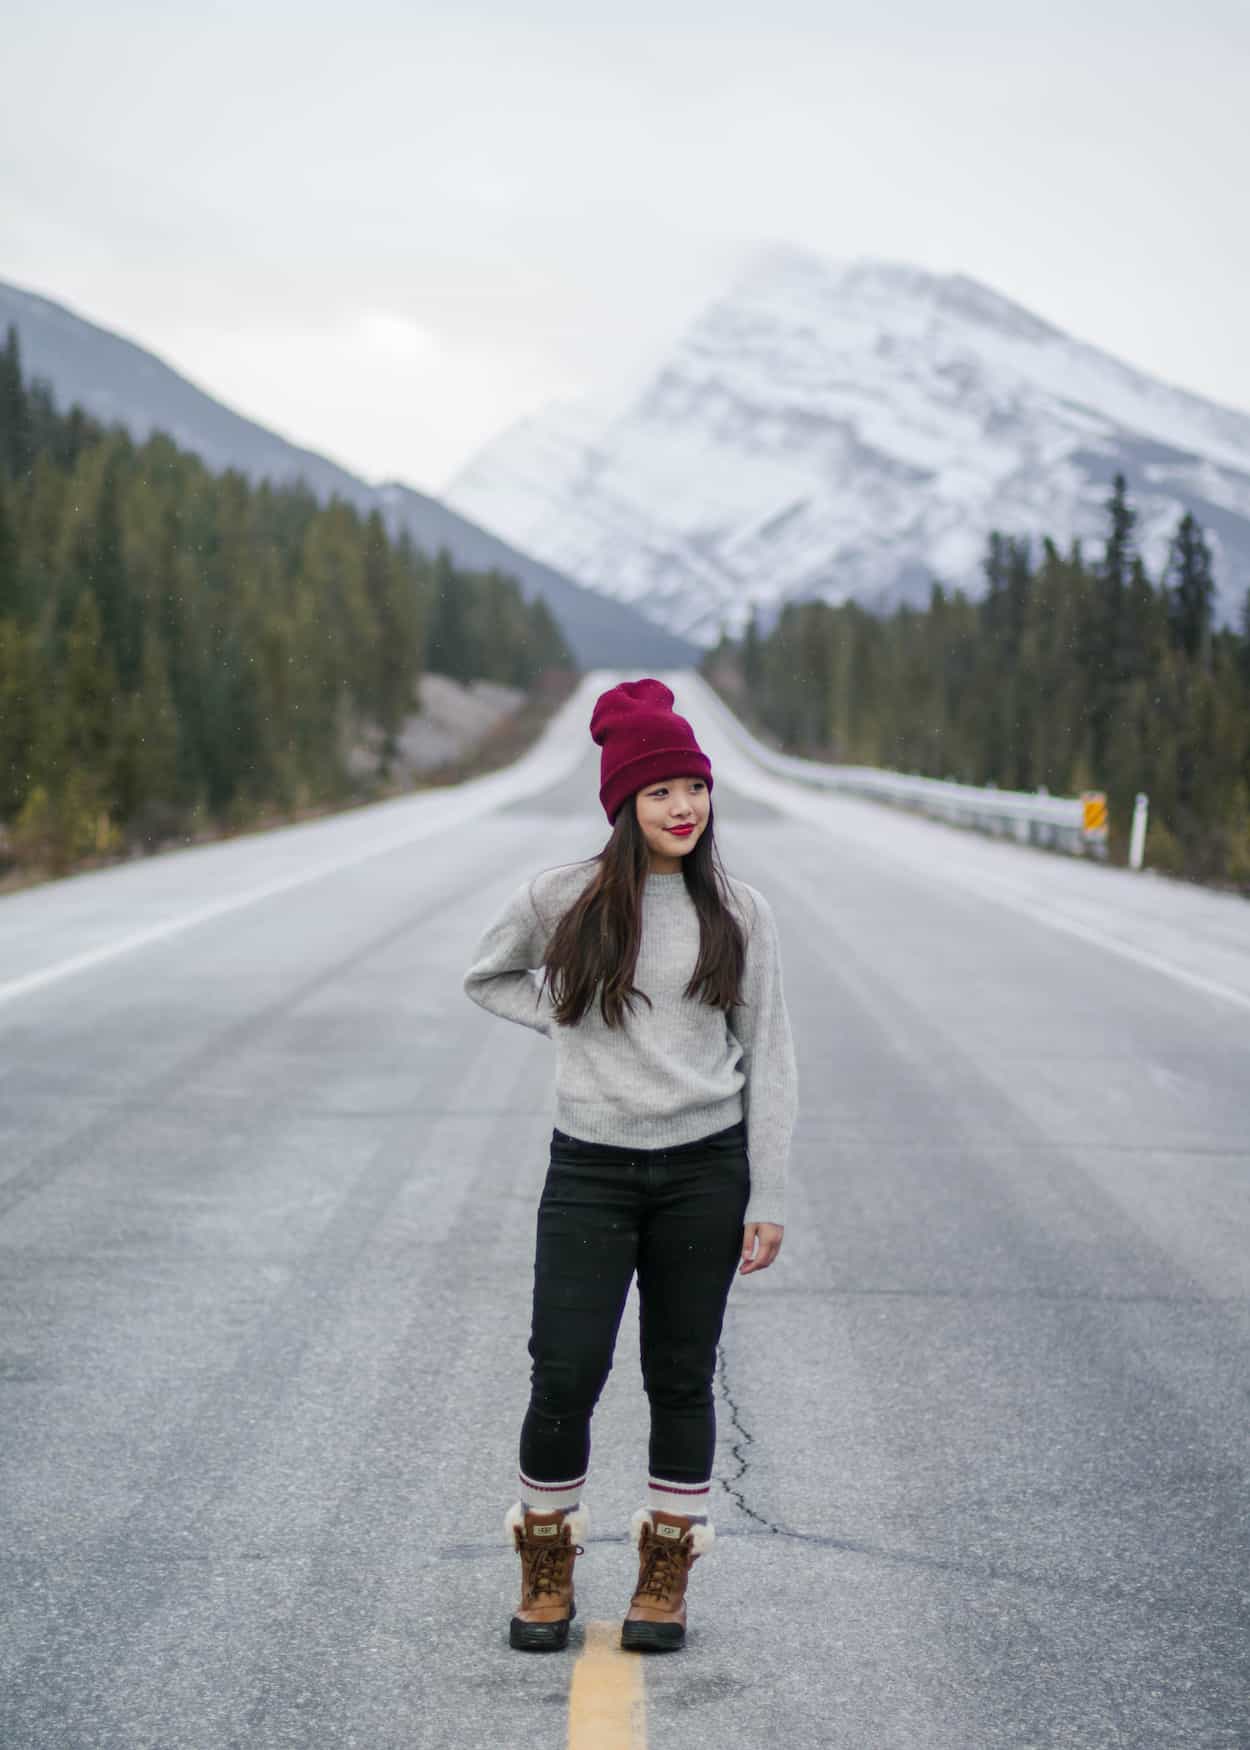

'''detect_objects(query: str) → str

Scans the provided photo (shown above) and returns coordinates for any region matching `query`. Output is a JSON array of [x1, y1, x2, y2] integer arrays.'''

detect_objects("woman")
[[463, 676, 799, 1653]]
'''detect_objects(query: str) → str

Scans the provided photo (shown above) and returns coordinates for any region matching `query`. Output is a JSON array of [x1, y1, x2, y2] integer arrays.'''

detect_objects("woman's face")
[[633, 774, 711, 871]]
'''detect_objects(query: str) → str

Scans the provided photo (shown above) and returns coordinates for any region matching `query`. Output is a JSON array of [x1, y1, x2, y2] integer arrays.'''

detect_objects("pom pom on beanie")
[[589, 678, 714, 824]]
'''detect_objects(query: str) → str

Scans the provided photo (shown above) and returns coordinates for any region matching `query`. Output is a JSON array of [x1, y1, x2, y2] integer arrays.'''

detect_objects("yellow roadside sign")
[[1081, 792, 1108, 839]]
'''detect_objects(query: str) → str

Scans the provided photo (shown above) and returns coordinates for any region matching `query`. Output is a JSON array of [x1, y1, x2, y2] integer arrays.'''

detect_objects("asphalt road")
[[2, 671, 1248, 1750]]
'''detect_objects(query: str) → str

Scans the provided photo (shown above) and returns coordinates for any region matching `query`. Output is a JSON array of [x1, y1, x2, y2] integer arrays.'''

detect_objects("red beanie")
[[590, 678, 714, 824]]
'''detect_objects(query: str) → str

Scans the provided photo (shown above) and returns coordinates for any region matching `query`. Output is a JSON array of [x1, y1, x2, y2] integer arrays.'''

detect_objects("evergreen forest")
[[0, 327, 572, 879], [704, 482, 1250, 888]]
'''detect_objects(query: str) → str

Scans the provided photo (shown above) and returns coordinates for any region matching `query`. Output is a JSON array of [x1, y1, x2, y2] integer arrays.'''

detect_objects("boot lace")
[[635, 1535, 690, 1604], [524, 1537, 583, 1601]]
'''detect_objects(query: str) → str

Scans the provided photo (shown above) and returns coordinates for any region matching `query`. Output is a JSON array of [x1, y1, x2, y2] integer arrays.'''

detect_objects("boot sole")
[[620, 1618, 685, 1653], [510, 1600, 576, 1652]]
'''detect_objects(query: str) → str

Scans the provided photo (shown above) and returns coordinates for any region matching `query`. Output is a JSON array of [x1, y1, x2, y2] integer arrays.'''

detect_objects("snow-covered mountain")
[[445, 246, 1250, 643]]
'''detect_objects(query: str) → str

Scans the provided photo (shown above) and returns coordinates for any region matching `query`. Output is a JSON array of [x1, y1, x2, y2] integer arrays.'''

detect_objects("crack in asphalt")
[[713, 1335, 785, 1534]]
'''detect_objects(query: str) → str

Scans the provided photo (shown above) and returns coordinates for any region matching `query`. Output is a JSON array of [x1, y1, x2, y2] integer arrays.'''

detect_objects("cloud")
[[4, 0, 1248, 490], [353, 310, 441, 365]]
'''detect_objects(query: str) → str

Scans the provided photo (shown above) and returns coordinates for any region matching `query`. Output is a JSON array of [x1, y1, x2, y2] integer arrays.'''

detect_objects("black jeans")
[[519, 1118, 750, 1488]]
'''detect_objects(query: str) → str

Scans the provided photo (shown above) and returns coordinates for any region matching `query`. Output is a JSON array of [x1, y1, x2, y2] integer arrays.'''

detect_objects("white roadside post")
[[1129, 792, 1150, 871]]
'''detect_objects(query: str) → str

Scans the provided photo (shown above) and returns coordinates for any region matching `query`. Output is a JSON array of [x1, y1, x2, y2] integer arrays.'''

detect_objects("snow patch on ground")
[[348, 673, 527, 778]]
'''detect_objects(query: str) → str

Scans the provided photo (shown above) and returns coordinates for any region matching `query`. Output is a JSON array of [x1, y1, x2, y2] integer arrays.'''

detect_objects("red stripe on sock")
[[648, 1481, 711, 1495], [518, 1475, 588, 1493]]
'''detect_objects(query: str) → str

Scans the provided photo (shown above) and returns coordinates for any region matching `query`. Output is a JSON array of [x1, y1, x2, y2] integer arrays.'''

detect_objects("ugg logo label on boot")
[[532, 1524, 558, 1537], [656, 1523, 682, 1539]]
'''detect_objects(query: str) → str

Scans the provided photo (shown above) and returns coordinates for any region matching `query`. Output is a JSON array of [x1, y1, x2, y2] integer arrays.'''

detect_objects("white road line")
[[0, 847, 418, 1009], [906, 862, 1250, 1016]]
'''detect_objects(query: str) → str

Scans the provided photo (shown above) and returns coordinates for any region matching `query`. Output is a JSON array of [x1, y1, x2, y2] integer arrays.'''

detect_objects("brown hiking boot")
[[505, 1502, 588, 1651], [620, 1508, 714, 1652]]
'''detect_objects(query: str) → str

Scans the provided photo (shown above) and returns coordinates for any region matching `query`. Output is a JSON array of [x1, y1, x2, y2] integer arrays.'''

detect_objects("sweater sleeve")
[[728, 887, 799, 1228], [462, 878, 556, 1038]]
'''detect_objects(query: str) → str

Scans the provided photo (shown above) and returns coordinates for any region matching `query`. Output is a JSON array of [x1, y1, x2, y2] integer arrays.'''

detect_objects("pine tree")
[[0, 326, 34, 482], [112, 627, 180, 826], [1166, 512, 1216, 669], [742, 603, 763, 694], [425, 546, 472, 681], [1086, 473, 1137, 775], [525, 594, 572, 682], [1122, 553, 1164, 685], [89, 446, 142, 689], [24, 588, 122, 865], [0, 479, 18, 620], [1102, 473, 1137, 596], [981, 531, 1010, 647], [59, 588, 119, 780], [362, 510, 416, 765], [0, 618, 37, 817]]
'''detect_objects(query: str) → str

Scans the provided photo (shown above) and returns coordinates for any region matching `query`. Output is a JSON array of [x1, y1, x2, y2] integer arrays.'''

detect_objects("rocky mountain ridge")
[[446, 246, 1250, 642]]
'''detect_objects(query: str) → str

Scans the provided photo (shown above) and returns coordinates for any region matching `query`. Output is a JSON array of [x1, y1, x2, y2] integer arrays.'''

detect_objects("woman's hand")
[[739, 1222, 783, 1274]]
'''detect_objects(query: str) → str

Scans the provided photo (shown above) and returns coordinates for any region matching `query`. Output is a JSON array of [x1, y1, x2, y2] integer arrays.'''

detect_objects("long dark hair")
[[541, 799, 746, 1029]]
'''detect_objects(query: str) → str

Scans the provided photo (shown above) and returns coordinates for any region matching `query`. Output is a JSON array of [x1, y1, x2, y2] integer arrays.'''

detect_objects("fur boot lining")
[[689, 1519, 715, 1556], [563, 1504, 590, 1545], [629, 1506, 715, 1556], [505, 1500, 590, 1543]]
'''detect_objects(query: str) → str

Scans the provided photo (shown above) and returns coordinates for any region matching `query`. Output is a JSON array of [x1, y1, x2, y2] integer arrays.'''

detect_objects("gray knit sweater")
[[462, 861, 798, 1226]]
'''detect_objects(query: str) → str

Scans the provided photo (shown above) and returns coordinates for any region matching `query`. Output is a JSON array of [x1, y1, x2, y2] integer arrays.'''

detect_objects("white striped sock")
[[518, 1470, 587, 1512], [647, 1475, 712, 1515]]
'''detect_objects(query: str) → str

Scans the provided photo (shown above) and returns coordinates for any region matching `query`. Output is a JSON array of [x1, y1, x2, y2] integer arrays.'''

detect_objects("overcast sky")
[[5, 0, 1248, 493]]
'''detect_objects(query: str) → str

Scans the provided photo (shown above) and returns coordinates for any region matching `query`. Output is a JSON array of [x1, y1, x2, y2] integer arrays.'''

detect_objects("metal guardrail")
[[758, 752, 1099, 854], [694, 681, 1147, 862]]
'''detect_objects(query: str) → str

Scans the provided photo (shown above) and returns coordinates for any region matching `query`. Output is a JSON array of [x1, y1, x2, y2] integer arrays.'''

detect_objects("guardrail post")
[[1129, 792, 1150, 871]]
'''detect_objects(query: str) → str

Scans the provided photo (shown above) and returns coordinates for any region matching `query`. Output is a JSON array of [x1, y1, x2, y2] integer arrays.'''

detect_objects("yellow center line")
[[567, 1620, 648, 1749]]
